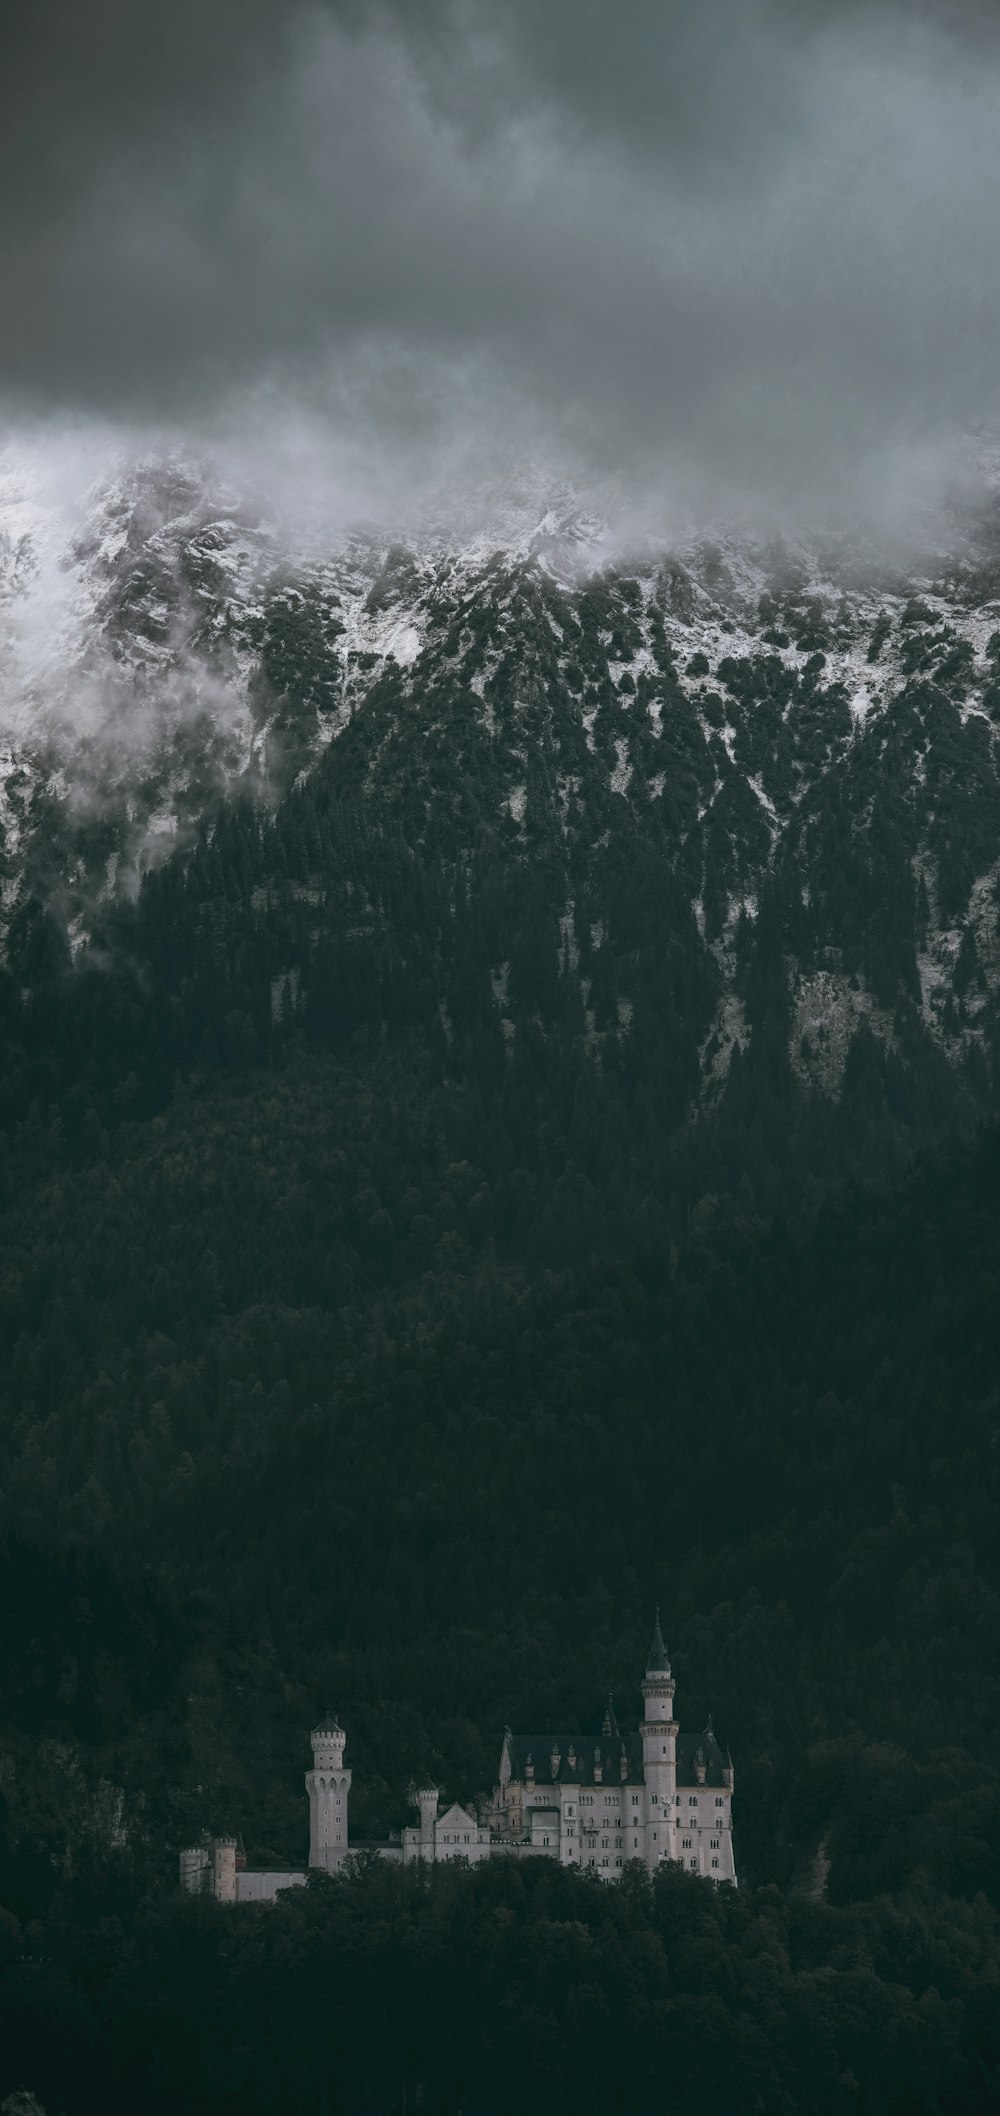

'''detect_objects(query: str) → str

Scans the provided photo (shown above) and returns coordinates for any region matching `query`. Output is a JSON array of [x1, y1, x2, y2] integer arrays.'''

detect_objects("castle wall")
[[237, 1871, 307, 1902], [673, 1792, 736, 1880], [401, 1800, 492, 1865]]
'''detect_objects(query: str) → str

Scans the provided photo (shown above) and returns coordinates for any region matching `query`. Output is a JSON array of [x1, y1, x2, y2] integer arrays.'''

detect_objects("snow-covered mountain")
[[3, 442, 1000, 1104]]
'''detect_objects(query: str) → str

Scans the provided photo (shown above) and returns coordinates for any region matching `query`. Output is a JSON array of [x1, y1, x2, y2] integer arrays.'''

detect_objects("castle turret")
[[307, 1717, 352, 1872], [640, 1612, 677, 1872]]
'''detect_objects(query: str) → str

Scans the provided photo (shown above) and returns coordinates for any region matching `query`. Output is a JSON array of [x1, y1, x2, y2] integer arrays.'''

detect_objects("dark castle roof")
[[506, 1733, 645, 1786], [645, 1613, 671, 1674], [676, 1723, 731, 1789], [504, 1720, 731, 1791]]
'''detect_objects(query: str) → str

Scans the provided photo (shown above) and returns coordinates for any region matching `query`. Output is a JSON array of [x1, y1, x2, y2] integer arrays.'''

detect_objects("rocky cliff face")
[[3, 445, 1000, 1106]]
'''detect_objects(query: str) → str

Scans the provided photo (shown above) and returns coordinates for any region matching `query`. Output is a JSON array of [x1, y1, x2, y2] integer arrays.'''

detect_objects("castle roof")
[[501, 1724, 731, 1790], [504, 1733, 645, 1787], [676, 1726, 731, 1789], [645, 1611, 671, 1675]]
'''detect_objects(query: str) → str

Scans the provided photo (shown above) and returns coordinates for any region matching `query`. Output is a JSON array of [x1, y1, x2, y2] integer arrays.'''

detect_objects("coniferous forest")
[[1, 513, 1000, 2114]]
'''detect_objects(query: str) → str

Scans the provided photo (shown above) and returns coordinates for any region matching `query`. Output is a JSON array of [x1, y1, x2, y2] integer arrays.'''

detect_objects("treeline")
[[3, 1857, 1000, 2116]]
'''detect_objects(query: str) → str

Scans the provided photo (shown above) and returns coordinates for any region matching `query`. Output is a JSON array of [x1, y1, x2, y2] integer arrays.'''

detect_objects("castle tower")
[[417, 1785, 439, 1860], [179, 1843, 210, 1894], [212, 1834, 238, 1903], [307, 1717, 352, 1873], [640, 1612, 677, 1872]]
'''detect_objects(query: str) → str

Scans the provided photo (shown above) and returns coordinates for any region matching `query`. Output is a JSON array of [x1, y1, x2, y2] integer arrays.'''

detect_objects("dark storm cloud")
[[4, 0, 1000, 520]]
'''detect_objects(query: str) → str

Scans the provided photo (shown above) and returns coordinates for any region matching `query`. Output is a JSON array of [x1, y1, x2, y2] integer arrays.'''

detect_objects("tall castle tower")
[[212, 1834, 238, 1902], [641, 1613, 678, 1872], [307, 1716, 352, 1872], [416, 1784, 439, 1859]]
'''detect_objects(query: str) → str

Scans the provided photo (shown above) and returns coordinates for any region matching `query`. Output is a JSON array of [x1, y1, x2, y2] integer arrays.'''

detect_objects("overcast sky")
[[4, 0, 1000, 526]]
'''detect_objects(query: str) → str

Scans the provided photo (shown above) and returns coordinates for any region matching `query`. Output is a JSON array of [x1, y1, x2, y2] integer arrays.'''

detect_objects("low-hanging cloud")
[[4, 0, 1000, 528]]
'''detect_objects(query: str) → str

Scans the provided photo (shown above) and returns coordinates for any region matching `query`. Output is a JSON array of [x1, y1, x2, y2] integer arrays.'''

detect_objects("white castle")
[[181, 1619, 736, 1900]]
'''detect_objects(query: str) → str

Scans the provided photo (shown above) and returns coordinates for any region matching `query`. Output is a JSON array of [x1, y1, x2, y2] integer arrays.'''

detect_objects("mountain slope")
[[2, 454, 1000, 2056], [2, 449, 1000, 1122]]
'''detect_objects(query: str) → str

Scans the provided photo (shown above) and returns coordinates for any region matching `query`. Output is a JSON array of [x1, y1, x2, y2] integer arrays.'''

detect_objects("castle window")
[[615, 1857, 622, 1867], [682, 1837, 692, 1848], [690, 1858, 697, 1869], [715, 1796, 724, 1806], [633, 1837, 639, 1848], [712, 1857, 720, 1868], [711, 1838, 719, 1849]]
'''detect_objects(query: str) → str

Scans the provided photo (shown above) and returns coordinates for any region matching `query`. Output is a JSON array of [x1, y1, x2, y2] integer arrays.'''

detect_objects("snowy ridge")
[[2, 441, 1000, 1101]]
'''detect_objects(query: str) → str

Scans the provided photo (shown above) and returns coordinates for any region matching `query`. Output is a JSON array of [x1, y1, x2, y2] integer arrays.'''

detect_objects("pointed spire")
[[645, 1606, 671, 1674], [601, 1689, 620, 1739]]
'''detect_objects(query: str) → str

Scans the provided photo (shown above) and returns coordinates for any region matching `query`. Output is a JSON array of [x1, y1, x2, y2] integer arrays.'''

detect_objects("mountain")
[[3, 446, 1000, 2113], [3, 446, 1000, 1124]]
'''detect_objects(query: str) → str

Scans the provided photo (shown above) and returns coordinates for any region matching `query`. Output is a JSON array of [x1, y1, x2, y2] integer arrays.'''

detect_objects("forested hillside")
[[2, 474, 1000, 2111]]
